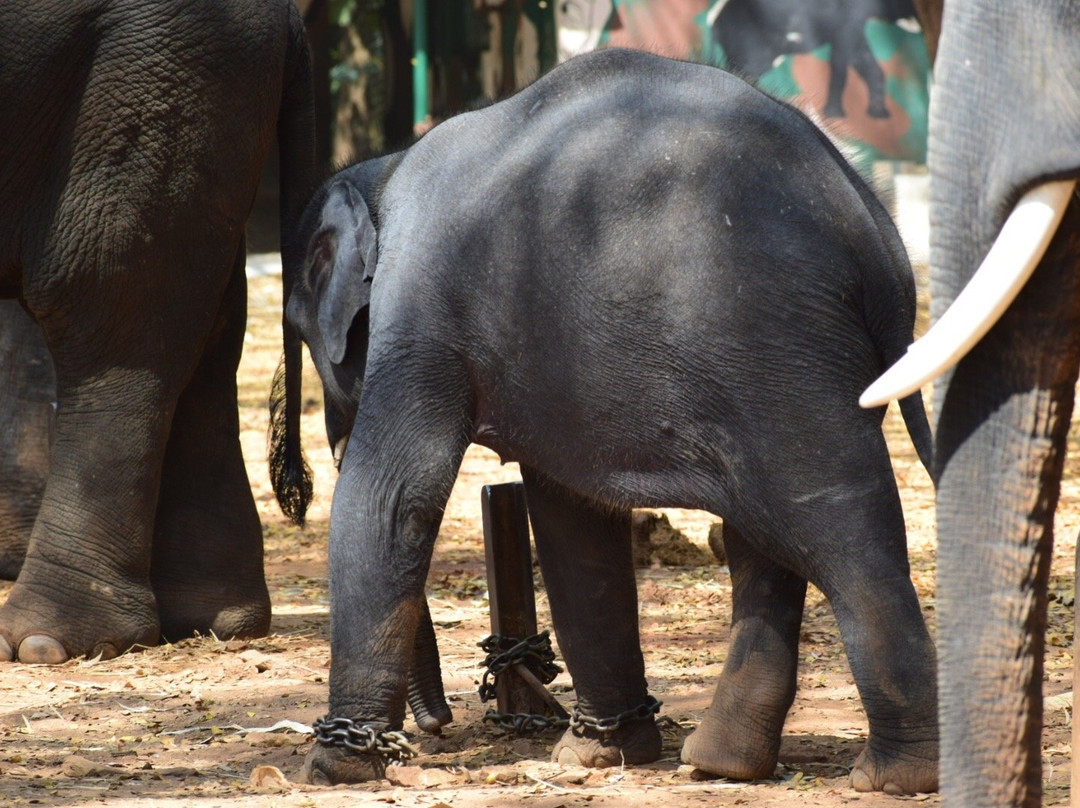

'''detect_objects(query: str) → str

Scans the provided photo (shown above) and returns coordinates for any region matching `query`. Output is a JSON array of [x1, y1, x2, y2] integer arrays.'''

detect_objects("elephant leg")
[[681, 523, 805, 780], [850, 28, 889, 119], [809, 491, 938, 795], [302, 367, 468, 784], [0, 230, 245, 663], [824, 38, 852, 119], [0, 362, 176, 663], [150, 244, 270, 641], [407, 596, 453, 734], [0, 301, 53, 580], [520, 467, 662, 769]]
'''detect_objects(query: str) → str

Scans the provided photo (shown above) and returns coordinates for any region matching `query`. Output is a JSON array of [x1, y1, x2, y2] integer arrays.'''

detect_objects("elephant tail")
[[269, 1, 316, 526], [898, 390, 933, 475]]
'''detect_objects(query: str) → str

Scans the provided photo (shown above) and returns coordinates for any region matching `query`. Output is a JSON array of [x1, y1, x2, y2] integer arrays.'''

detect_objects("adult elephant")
[[862, 3, 1080, 805], [0, 0, 318, 664], [273, 48, 939, 791]]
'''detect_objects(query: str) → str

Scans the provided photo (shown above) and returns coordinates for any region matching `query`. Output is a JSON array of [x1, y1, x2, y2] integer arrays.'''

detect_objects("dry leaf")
[[249, 765, 290, 791]]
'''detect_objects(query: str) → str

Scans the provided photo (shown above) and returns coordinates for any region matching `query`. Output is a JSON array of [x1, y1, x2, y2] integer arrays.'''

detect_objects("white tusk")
[[333, 436, 348, 470], [860, 179, 1077, 408]]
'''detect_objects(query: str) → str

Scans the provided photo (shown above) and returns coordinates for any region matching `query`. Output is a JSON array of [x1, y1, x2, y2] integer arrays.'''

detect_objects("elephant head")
[[862, 3, 1080, 805], [285, 174, 377, 467]]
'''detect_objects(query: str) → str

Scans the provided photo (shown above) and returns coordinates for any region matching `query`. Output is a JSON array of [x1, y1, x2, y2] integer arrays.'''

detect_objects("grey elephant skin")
[[0, 0, 316, 663], [272, 48, 939, 791], [917, 2, 1080, 806], [0, 303, 52, 580]]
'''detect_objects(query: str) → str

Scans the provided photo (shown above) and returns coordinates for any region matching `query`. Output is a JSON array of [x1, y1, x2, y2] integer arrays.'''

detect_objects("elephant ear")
[[316, 182, 379, 364]]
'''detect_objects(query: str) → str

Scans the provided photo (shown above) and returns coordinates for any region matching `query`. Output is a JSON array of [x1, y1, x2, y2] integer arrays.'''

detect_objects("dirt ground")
[[0, 271, 1075, 807]]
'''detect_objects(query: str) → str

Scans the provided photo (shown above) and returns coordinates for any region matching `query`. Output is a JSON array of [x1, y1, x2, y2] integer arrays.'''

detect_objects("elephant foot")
[[0, 579, 159, 663], [156, 592, 271, 643], [867, 103, 890, 120], [552, 719, 662, 768], [849, 743, 938, 795], [680, 722, 778, 781], [302, 744, 387, 785]]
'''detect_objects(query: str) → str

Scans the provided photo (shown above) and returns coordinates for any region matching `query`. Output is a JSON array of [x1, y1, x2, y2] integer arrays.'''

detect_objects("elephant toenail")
[[554, 747, 585, 766], [18, 635, 68, 664], [883, 782, 905, 796], [91, 643, 119, 661], [849, 768, 873, 792], [0, 634, 12, 661]]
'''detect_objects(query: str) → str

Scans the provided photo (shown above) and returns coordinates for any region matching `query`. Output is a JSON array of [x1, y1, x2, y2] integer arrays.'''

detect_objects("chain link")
[[482, 709, 569, 733], [478, 631, 566, 733], [478, 631, 562, 701], [477, 632, 661, 737], [311, 716, 418, 761], [570, 695, 663, 734]]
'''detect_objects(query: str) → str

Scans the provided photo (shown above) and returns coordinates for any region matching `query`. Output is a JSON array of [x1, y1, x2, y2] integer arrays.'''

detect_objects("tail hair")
[[269, 353, 313, 525]]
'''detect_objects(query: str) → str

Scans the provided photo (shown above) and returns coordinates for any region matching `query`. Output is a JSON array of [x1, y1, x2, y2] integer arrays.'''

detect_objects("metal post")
[[412, 0, 429, 132]]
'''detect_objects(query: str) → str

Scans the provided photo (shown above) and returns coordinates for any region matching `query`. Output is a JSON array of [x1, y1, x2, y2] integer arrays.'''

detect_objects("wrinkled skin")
[[0, 303, 52, 580], [274, 49, 938, 792], [918, 2, 1080, 806], [0, 0, 316, 664]]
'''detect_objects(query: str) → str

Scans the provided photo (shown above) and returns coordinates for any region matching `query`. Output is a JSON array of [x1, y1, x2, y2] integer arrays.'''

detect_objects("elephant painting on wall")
[[0, 0, 316, 664], [551, 0, 930, 170], [710, 0, 917, 120], [272, 48, 939, 792], [861, 2, 1080, 805]]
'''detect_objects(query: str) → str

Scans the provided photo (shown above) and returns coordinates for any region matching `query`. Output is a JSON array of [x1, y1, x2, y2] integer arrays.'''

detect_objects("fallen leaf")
[[249, 765, 290, 791]]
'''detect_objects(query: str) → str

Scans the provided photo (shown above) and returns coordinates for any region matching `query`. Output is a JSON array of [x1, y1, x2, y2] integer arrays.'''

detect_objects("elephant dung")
[[630, 511, 715, 568]]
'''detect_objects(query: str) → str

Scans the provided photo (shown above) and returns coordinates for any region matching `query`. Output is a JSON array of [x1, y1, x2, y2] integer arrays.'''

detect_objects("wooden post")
[[481, 482, 564, 718]]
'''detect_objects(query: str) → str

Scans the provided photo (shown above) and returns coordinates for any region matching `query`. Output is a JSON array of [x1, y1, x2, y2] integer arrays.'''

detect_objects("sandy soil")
[[0, 272, 1074, 807]]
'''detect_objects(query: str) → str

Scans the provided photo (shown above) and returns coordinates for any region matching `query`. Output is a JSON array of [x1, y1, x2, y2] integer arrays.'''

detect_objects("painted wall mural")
[[554, 0, 930, 170]]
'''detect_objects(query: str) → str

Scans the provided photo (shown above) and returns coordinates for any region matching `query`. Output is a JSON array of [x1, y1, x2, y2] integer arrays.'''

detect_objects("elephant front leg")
[[681, 524, 805, 780], [302, 394, 467, 784], [521, 468, 662, 768]]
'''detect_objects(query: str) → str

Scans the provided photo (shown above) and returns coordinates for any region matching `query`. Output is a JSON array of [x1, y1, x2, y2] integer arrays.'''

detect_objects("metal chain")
[[569, 695, 663, 735], [478, 631, 567, 734], [477, 632, 661, 737], [478, 631, 562, 701], [311, 716, 418, 761], [482, 709, 569, 733]]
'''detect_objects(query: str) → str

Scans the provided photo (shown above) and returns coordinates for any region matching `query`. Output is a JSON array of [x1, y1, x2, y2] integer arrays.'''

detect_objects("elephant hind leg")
[[151, 245, 270, 641], [813, 522, 939, 794], [681, 523, 805, 780], [0, 301, 53, 581], [520, 468, 662, 769]]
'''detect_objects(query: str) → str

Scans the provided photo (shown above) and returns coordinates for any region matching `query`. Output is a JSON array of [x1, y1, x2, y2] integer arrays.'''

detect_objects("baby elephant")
[[272, 48, 937, 793]]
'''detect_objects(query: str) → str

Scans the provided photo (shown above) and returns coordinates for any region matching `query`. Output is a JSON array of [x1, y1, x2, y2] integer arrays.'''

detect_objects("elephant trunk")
[[928, 4, 1080, 805], [407, 598, 453, 734]]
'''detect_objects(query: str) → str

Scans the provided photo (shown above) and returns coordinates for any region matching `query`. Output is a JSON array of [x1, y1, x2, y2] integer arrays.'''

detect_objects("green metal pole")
[[412, 0, 429, 130]]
